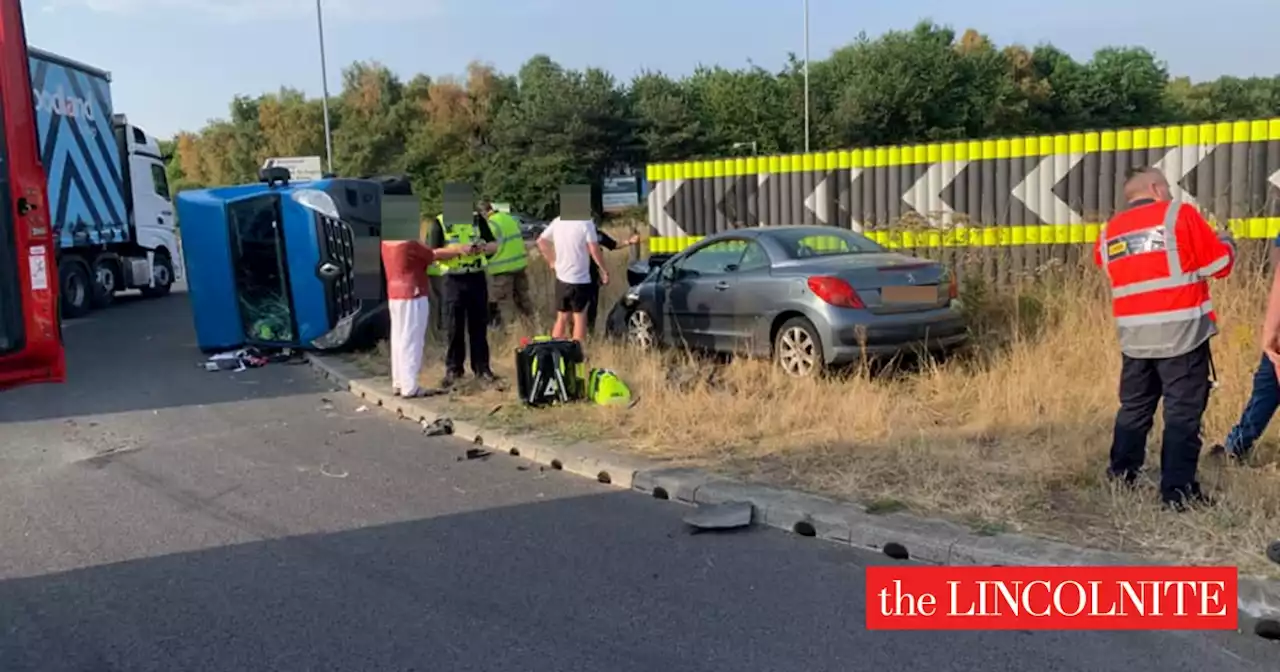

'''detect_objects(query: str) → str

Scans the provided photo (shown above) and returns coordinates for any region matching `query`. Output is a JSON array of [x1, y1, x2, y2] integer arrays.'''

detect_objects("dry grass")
[[353, 227, 1280, 576]]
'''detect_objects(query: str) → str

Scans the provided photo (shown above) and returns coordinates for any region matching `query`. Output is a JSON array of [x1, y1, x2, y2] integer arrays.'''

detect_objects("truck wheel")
[[140, 252, 174, 298], [59, 258, 92, 319], [90, 256, 118, 309]]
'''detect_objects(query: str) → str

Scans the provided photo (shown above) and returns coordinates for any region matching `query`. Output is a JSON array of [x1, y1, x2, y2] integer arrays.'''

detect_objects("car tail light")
[[807, 276, 864, 309], [948, 273, 958, 300]]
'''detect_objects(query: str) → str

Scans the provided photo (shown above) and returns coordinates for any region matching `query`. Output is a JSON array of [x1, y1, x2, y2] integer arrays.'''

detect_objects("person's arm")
[[585, 226, 608, 284], [1181, 204, 1235, 279], [1264, 239, 1280, 368], [597, 229, 619, 251], [475, 215, 499, 256], [537, 223, 556, 268]]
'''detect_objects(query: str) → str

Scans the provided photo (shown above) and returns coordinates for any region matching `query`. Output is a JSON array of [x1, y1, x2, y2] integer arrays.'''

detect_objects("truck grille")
[[316, 214, 358, 324]]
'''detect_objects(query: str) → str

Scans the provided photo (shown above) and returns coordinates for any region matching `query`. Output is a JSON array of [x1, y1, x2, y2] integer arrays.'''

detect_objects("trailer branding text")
[[33, 86, 95, 121]]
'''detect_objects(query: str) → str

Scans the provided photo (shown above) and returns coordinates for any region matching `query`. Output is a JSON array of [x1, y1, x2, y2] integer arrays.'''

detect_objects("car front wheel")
[[774, 317, 825, 378], [627, 309, 657, 351]]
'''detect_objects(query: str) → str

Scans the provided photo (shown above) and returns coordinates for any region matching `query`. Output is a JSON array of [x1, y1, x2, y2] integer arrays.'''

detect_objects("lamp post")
[[315, 0, 334, 174], [731, 141, 758, 155], [803, 0, 810, 153]]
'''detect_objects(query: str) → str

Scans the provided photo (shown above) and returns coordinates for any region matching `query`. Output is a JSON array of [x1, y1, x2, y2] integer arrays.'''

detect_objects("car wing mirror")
[[660, 264, 678, 282]]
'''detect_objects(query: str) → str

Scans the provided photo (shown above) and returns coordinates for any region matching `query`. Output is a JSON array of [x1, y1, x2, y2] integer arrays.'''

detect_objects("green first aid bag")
[[587, 368, 632, 406]]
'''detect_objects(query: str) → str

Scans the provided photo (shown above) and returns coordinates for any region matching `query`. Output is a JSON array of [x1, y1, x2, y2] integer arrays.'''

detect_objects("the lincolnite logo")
[[318, 262, 340, 278]]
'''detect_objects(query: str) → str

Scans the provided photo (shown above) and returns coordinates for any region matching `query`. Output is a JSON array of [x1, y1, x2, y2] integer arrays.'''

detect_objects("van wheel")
[[90, 257, 118, 309], [59, 258, 92, 319], [140, 252, 174, 298], [774, 316, 825, 378]]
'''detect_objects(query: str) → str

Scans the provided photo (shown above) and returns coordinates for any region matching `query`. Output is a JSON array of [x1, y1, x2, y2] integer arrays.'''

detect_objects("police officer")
[[428, 209, 499, 388], [480, 201, 535, 327], [584, 226, 640, 334], [1095, 166, 1236, 510]]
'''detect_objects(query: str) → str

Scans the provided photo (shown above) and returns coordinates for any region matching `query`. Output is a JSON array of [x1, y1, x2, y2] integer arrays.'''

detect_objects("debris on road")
[[421, 418, 454, 436], [1267, 540, 1280, 565], [319, 463, 349, 479], [460, 448, 491, 461], [201, 347, 304, 373], [683, 501, 753, 532], [355, 405, 369, 413]]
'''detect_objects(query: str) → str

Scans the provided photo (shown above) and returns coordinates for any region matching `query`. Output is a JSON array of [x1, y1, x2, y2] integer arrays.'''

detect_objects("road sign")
[[261, 156, 324, 182]]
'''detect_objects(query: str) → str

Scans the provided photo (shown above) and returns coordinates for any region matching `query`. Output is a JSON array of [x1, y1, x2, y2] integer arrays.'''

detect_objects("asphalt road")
[[0, 290, 1274, 671]]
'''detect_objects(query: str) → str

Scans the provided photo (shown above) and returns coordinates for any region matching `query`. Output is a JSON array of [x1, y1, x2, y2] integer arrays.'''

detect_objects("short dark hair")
[[1123, 166, 1163, 181], [477, 200, 493, 212]]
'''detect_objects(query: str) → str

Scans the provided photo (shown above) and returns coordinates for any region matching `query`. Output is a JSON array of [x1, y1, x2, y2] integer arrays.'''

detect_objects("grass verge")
[[350, 227, 1280, 576]]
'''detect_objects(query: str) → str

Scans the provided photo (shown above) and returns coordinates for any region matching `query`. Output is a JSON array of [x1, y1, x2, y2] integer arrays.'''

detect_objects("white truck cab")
[[116, 113, 183, 292]]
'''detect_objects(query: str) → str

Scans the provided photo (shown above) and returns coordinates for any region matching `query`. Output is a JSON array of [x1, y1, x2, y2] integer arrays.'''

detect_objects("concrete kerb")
[[304, 353, 1280, 622]]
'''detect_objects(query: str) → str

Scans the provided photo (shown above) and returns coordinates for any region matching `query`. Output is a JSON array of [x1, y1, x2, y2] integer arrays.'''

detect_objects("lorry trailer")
[[29, 47, 180, 319]]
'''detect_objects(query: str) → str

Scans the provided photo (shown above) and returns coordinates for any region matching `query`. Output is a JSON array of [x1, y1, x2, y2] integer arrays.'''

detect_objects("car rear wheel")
[[627, 309, 657, 351], [774, 317, 824, 378]]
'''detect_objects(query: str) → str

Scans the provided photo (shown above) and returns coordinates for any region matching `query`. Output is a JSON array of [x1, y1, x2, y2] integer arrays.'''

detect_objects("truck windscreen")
[[0, 86, 24, 356]]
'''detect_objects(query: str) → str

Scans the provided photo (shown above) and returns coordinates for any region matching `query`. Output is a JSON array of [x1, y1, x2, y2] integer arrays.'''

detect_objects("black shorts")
[[555, 280, 595, 313]]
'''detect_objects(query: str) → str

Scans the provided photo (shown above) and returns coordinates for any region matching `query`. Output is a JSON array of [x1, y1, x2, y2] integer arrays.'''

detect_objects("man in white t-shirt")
[[536, 217, 609, 343]]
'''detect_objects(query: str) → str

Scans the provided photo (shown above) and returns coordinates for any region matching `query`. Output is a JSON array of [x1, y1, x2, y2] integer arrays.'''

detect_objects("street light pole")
[[803, 0, 810, 153], [315, 0, 334, 174]]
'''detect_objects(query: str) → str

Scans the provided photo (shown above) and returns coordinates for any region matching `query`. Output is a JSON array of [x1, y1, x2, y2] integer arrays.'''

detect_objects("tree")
[[166, 18, 1273, 217]]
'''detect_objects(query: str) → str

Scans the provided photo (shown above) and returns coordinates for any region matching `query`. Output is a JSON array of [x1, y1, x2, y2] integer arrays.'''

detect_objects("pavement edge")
[[305, 353, 1280, 622]]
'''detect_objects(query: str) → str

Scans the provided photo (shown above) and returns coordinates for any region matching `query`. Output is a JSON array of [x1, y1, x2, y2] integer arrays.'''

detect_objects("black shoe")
[[440, 373, 462, 389], [476, 371, 500, 384], [1106, 468, 1140, 488], [1162, 485, 1216, 512]]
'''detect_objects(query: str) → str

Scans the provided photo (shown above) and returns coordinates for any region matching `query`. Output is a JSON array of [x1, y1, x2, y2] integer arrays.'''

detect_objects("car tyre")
[[774, 316, 825, 378], [59, 257, 93, 319], [627, 309, 658, 351]]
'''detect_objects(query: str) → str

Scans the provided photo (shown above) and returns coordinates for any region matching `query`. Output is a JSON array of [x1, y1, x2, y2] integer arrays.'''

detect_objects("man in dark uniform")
[[584, 226, 640, 334], [427, 210, 499, 388]]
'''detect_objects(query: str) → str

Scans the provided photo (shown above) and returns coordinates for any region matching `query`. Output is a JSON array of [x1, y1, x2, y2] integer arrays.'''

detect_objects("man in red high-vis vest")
[[1094, 167, 1236, 511]]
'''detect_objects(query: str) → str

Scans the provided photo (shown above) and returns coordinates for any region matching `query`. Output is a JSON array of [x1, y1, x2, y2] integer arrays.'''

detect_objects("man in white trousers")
[[382, 222, 467, 397]]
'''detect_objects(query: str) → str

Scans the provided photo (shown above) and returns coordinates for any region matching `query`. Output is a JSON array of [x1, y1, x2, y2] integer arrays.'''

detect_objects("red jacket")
[[1094, 199, 1235, 359]]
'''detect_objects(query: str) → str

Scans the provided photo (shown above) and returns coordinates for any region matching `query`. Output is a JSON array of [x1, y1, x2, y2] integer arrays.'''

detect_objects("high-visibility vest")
[[1096, 199, 1236, 359], [432, 213, 488, 275], [485, 212, 527, 275]]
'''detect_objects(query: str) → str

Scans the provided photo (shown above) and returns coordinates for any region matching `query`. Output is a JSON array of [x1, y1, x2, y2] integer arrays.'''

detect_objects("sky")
[[22, 0, 1280, 139]]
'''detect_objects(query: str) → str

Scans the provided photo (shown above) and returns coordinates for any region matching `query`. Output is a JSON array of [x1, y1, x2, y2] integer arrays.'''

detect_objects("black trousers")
[[584, 282, 602, 334], [442, 272, 491, 376], [1109, 340, 1212, 502]]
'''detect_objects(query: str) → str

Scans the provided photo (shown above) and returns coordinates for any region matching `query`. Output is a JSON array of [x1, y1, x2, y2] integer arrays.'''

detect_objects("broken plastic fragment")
[[683, 501, 753, 531]]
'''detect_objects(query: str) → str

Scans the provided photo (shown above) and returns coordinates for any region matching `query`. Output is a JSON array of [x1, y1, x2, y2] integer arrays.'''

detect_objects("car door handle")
[[714, 281, 730, 291]]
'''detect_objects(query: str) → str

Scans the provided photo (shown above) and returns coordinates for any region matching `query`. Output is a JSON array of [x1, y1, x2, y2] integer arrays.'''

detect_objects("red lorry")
[[0, 0, 64, 390]]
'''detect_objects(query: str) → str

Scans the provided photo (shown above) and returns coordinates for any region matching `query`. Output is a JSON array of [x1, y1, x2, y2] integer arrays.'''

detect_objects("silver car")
[[617, 226, 968, 377]]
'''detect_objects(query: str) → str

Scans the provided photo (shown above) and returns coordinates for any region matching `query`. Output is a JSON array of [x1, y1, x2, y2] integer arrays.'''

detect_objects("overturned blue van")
[[177, 170, 387, 353]]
